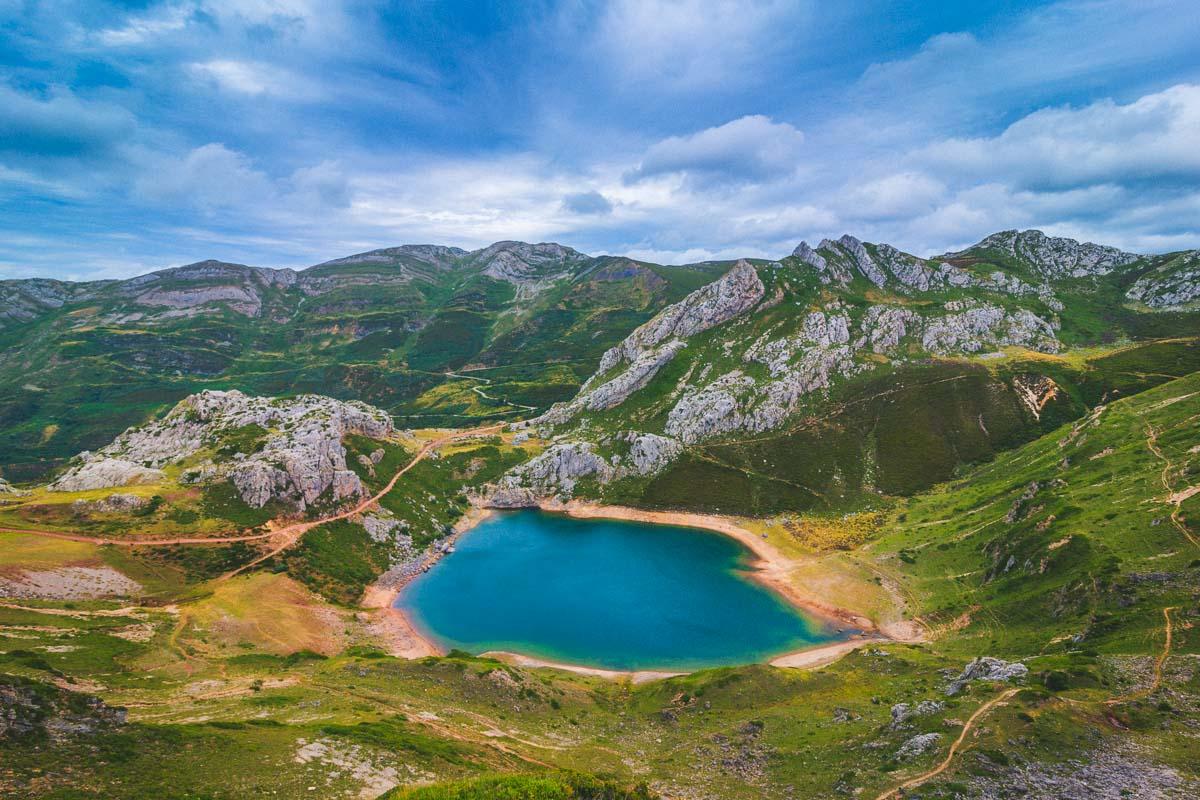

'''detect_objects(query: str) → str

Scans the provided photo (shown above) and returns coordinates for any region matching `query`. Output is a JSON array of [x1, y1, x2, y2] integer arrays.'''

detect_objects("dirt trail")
[[875, 688, 1019, 800], [1106, 606, 1176, 705], [218, 423, 503, 580], [3, 425, 502, 563], [1143, 423, 1200, 550], [0, 526, 278, 547]]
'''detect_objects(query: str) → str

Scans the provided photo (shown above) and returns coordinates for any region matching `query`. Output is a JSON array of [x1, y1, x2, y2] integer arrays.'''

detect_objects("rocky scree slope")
[[51, 389, 394, 511], [485, 230, 1200, 505]]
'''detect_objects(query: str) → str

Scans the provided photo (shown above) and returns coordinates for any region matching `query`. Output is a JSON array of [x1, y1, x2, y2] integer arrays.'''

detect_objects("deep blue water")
[[396, 510, 839, 671]]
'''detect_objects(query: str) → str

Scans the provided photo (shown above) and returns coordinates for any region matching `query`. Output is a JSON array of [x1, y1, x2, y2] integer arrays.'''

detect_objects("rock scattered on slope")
[[889, 700, 946, 729], [1, 676, 127, 741], [896, 732, 942, 760]]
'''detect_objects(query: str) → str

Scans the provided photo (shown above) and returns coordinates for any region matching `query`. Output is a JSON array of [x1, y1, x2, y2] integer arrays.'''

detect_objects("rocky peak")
[[469, 241, 591, 285], [791, 241, 827, 271], [952, 229, 1140, 278], [116, 260, 298, 318], [307, 244, 467, 271]]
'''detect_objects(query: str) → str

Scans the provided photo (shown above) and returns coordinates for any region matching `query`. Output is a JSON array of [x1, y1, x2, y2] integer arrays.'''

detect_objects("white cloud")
[[190, 59, 320, 100], [593, 0, 806, 90], [289, 160, 349, 208], [837, 172, 946, 220], [626, 115, 805, 185], [94, 4, 193, 46], [134, 143, 274, 210], [922, 84, 1200, 189]]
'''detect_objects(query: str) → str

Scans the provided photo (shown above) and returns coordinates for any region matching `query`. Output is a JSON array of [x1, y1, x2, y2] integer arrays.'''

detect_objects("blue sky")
[[1, 0, 1198, 279]]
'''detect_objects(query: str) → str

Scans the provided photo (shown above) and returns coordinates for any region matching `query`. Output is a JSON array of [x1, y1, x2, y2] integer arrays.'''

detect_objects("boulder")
[[946, 657, 1028, 696]]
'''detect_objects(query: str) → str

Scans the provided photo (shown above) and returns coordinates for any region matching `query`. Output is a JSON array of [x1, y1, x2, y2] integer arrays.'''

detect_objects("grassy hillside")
[[2, 372, 1197, 798], [0, 254, 725, 482]]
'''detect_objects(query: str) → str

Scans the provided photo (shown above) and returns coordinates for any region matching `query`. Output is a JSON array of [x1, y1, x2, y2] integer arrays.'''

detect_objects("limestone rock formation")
[[896, 733, 942, 760], [1126, 250, 1200, 309], [945, 657, 1028, 695], [948, 229, 1139, 278], [51, 390, 394, 511], [469, 241, 590, 295], [536, 260, 765, 426], [483, 432, 683, 504], [50, 459, 165, 492]]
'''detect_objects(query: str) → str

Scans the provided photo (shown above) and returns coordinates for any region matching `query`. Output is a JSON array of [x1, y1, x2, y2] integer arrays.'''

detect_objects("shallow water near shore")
[[396, 509, 841, 671]]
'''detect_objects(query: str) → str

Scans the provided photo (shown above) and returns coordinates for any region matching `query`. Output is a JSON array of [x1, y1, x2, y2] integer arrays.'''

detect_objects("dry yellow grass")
[[0, 531, 100, 569], [779, 512, 884, 552], [184, 572, 347, 656]]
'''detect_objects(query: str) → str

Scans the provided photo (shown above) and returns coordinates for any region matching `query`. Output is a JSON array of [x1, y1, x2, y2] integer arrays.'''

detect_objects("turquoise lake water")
[[396, 510, 841, 671]]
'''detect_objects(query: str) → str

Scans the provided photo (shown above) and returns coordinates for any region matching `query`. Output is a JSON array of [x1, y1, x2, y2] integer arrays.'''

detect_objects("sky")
[[1, 0, 1198, 280]]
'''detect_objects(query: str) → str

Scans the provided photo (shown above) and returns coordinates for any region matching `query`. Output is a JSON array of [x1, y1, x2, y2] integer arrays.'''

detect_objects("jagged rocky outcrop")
[[534, 260, 765, 426], [945, 657, 1028, 695], [663, 300, 1059, 444], [51, 390, 393, 510], [946, 229, 1139, 279], [1126, 250, 1200, 309], [482, 432, 683, 505]]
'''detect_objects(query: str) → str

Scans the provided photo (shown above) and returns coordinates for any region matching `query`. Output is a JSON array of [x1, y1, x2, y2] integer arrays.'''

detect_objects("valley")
[[2, 230, 1199, 799]]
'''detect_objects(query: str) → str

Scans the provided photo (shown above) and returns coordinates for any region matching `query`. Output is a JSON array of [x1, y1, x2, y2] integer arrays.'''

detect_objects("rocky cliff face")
[[124, 260, 297, 318], [1126, 250, 1200, 309], [51, 390, 393, 510], [0, 278, 106, 327], [946, 229, 1139, 279], [534, 259, 765, 426], [483, 432, 683, 505]]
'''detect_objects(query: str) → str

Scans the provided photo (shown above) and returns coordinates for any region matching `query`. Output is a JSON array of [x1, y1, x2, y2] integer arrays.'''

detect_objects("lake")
[[396, 509, 842, 671]]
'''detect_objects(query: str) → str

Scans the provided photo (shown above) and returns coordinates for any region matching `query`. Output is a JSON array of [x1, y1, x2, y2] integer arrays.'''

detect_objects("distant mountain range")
[[1, 230, 1198, 484]]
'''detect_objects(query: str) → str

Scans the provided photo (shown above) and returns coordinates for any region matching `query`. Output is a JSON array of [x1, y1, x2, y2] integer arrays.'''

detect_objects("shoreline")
[[363, 499, 917, 679], [359, 505, 495, 660], [540, 500, 880, 635]]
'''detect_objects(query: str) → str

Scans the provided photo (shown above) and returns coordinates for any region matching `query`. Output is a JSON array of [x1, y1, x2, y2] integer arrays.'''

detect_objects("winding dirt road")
[[219, 423, 504, 580], [1, 424, 504, 570], [875, 687, 1020, 800]]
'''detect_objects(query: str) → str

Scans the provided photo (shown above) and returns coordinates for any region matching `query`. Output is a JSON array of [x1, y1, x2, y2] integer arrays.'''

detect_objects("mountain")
[[2, 229, 1198, 492], [0, 241, 727, 481], [485, 232, 1200, 513]]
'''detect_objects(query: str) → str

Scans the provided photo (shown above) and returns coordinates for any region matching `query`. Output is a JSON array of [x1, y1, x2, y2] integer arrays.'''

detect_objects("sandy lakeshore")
[[359, 506, 495, 659], [363, 499, 917, 679]]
